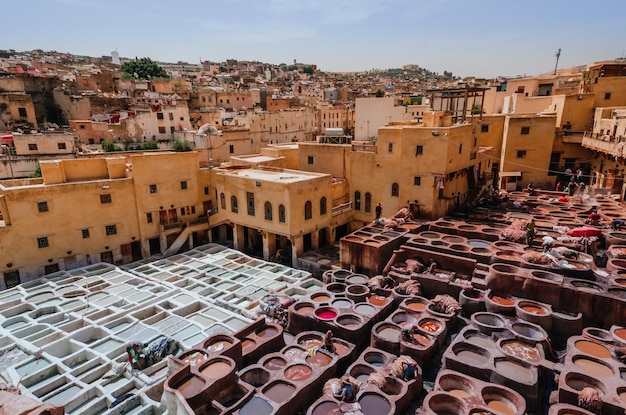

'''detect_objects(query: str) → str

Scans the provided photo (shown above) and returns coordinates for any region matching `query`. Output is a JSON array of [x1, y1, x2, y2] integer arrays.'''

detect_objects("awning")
[[499, 171, 522, 177]]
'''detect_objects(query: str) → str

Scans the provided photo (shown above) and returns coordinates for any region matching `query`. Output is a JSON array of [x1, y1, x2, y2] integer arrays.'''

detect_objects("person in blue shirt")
[[402, 361, 418, 381], [340, 376, 355, 401]]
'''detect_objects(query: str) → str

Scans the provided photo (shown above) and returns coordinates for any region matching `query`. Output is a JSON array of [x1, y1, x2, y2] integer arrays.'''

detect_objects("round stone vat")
[[264, 356, 287, 371], [332, 298, 353, 310], [255, 325, 280, 339], [305, 350, 332, 368], [438, 372, 476, 399], [442, 235, 465, 243], [354, 303, 377, 317], [381, 376, 404, 396], [358, 392, 392, 415], [198, 357, 233, 379], [420, 231, 442, 239], [368, 294, 390, 307], [449, 244, 471, 252], [481, 385, 526, 415], [423, 392, 466, 415], [574, 340, 611, 359], [314, 306, 338, 321], [564, 372, 607, 395], [346, 274, 369, 285], [297, 333, 323, 349], [572, 356, 614, 378], [262, 380, 296, 403], [241, 338, 256, 353], [239, 367, 271, 387], [609, 288, 626, 299], [582, 327, 613, 344], [336, 314, 363, 329], [404, 296, 429, 312], [391, 311, 419, 327], [493, 357, 536, 384], [326, 283, 346, 294], [417, 317, 445, 336], [346, 284, 370, 303], [310, 401, 341, 415], [238, 396, 273, 415], [363, 350, 389, 368], [510, 322, 548, 344], [471, 312, 507, 335], [516, 300, 552, 331], [485, 292, 517, 315], [529, 269, 562, 282], [452, 343, 491, 367], [498, 340, 542, 364], [570, 280, 604, 293], [294, 302, 315, 314], [311, 291, 332, 303], [349, 363, 376, 384]]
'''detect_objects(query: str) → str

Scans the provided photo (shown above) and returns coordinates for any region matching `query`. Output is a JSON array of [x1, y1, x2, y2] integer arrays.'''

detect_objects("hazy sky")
[[4, 0, 626, 78]]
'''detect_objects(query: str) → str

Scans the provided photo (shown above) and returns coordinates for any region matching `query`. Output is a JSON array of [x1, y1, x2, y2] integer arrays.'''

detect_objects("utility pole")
[[554, 48, 561, 75]]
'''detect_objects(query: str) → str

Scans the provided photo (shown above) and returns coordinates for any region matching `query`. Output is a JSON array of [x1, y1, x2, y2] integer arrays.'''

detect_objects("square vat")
[[83, 308, 115, 323], [62, 349, 97, 370], [73, 357, 108, 379], [45, 338, 84, 359], [172, 324, 202, 342], [105, 317, 135, 334], [42, 382, 83, 405], [189, 314, 217, 328], [64, 386, 104, 414], [24, 327, 56, 343], [58, 319, 87, 333], [144, 311, 170, 326], [199, 307, 230, 322], [172, 294, 196, 305], [20, 364, 61, 390], [223, 317, 250, 331], [29, 306, 61, 321], [39, 311, 74, 326], [131, 305, 161, 321], [1, 303, 35, 319], [32, 331, 68, 348], [59, 299, 88, 312], [173, 302, 208, 318], [2, 317, 30, 332], [204, 324, 231, 336], [92, 338, 125, 357], [181, 332, 207, 349], [73, 326, 110, 345], [101, 374, 132, 394], [151, 315, 184, 331], [13, 324, 50, 339], [15, 357, 53, 377]]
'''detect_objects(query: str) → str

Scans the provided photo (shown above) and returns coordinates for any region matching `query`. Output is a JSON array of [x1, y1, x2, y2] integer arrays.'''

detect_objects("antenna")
[[554, 48, 561, 75]]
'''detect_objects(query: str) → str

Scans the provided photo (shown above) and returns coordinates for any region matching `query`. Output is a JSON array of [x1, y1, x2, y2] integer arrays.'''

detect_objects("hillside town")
[[1, 48, 626, 415]]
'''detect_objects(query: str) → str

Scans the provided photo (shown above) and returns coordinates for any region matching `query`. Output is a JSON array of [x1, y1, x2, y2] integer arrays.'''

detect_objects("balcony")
[[332, 201, 353, 216], [351, 142, 377, 153], [582, 131, 625, 157]]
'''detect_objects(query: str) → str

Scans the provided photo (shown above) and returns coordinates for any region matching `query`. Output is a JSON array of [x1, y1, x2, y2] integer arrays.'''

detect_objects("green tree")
[[170, 139, 193, 152], [140, 141, 159, 150], [375, 89, 385, 97], [29, 163, 42, 178], [120, 57, 168, 80], [102, 141, 123, 152], [303, 65, 314, 75]]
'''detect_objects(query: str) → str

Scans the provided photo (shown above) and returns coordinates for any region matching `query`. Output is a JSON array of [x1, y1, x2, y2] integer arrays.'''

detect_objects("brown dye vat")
[[313, 294, 331, 302], [500, 341, 541, 363], [369, 295, 388, 306], [337, 315, 362, 328], [239, 397, 273, 415], [573, 358, 613, 377], [264, 382, 295, 403], [298, 306, 315, 313], [284, 346, 305, 360], [359, 393, 391, 415], [616, 328, 626, 342], [200, 361, 231, 378], [620, 391, 626, 404], [256, 327, 279, 338], [521, 306, 547, 315], [311, 401, 341, 415], [306, 352, 332, 367], [574, 341, 611, 358], [491, 296, 515, 306], [205, 340, 232, 353], [456, 349, 489, 366], [448, 389, 470, 398], [494, 360, 534, 382], [242, 338, 256, 352], [487, 399, 515, 415], [333, 342, 350, 356], [265, 357, 287, 370], [299, 338, 322, 348], [378, 326, 401, 341], [177, 376, 205, 399], [420, 320, 441, 333], [407, 302, 427, 311], [284, 364, 312, 381]]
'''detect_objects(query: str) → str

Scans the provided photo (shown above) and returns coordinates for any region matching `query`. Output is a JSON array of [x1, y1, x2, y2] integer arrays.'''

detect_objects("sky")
[[3, 0, 626, 78]]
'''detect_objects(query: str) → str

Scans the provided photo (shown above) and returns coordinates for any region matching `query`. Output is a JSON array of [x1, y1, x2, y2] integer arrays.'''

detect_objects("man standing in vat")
[[402, 361, 418, 381], [525, 219, 536, 247], [375, 203, 382, 224]]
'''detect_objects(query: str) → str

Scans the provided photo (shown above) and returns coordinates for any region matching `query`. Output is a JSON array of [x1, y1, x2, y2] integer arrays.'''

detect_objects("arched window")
[[355, 191, 361, 211], [264, 201, 272, 220], [304, 200, 312, 220], [364, 193, 372, 213], [231, 196, 238, 213], [391, 183, 399, 197], [220, 193, 226, 209], [279, 205, 286, 223], [320, 197, 327, 215]]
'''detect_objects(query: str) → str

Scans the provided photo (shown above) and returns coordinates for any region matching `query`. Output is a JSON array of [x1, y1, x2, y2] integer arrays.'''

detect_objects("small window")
[[388, 143, 393, 153], [88, 138, 95, 145], [191, 206, 196, 214], [304, 201, 312, 220], [169, 112, 174, 120], [180, 207, 185, 216], [220, 193, 226, 209], [605, 92, 611, 100], [279, 205, 286, 223], [57, 143, 67, 150], [38, 201, 49, 212], [517, 150, 527, 158], [170, 126, 175, 134], [459, 144, 463, 154], [364, 193, 372, 213], [150, 184, 157, 193], [158, 126, 166, 134], [391, 183, 399, 197], [247, 192, 255, 216], [415, 145, 423, 156], [18, 107, 27, 118], [265, 201, 273, 220], [204, 186, 209, 195], [105, 225, 117, 235], [521, 126, 530, 135], [307, 156, 314, 165], [180, 116, 184, 121], [100, 194, 112, 204], [229, 144, 234, 154], [157, 112, 164, 120], [231, 196, 238, 213], [80, 125, 86, 129], [82, 229, 90, 239], [355, 191, 361, 211], [320, 197, 327, 215], [481, 124, 489, 133], [414, 176, 421, 185], [147, 213, 153, 223], [180, 181, 188, 190], [37, 236, 49, 248], [28, 144, 38, 151]]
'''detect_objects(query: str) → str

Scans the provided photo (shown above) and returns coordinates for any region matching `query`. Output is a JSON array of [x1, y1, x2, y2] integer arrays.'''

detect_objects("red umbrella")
[[567, 226, 602, 237]]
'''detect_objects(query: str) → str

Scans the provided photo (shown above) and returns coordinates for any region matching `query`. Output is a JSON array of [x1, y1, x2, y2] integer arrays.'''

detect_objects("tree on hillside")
[[120, 57, 168, 80]]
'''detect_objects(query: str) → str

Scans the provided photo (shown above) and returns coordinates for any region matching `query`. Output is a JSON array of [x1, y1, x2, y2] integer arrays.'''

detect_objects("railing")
[[332, 201, 353, 216], [351, 142, 377, 153], [162, 222, 182, 230], [189, 216, 208, 227]]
